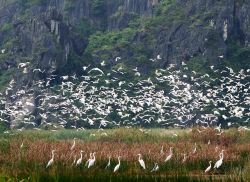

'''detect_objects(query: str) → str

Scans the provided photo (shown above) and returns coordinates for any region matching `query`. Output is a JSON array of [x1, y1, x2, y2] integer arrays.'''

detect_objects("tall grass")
[[0, 128, 250, 181]]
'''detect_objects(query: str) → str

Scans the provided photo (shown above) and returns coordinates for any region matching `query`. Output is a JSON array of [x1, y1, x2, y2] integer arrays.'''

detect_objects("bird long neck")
[[118, 157, 120, 165], [80, 152, 83, 159], [221, 152, 224, 160], [138, 155, 141, 160], [52, 151, 55, 159]]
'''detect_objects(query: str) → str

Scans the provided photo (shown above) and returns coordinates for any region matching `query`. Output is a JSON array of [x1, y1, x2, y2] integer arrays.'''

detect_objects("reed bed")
[[0, 128, 249, 181]]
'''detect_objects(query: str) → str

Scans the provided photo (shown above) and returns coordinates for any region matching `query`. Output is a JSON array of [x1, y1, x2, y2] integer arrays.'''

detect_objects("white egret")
[[138, 154, 146, 169], [46, 150, 56, 168], [151, 163, 159, 172], [113, 156, 121, 172], [105, 156, 111, 169], [76, 150, 84, 166], [85, 153, 92, 167], [214, 150, 224, 169], [165, 147, 173, 162], [205, 161, 212, 173], [88, 152, 96, 168], [207, 140, 211, 145], [115, 57, 121, 62], [157, 54, 162, 60]]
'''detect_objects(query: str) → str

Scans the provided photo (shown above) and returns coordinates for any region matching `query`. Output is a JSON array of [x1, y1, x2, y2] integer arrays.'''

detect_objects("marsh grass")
[[0, 128, 250, 181]]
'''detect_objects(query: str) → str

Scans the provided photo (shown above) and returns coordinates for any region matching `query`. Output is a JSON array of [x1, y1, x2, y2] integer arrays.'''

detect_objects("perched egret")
[[214, 150, 224, 169], [205, 161, 212, 173], [165, 147, 173, 162], [85, 153, 92, 167], [138, 154, 146, 169], [105, 156, 111, 169], [88, 152, 96, 168], [76, 150, 84, 166], [207, 140, 211, 145], [151, 163, 159, 172], [113, 156, 121, 173], [46, 150, 56, 168]]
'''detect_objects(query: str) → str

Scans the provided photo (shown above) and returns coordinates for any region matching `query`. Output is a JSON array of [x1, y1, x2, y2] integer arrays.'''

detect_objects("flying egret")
[[138, 154, 146, 169], [157, 54, 162, 60], [46, 150, 56, 168], [1, 49, 5, 54], [205, 161, 212, 173], [115, 57, 121, 62], [113, 156, 121, 172], [76, 150, 84, 166], [101, 60, 106, 66]]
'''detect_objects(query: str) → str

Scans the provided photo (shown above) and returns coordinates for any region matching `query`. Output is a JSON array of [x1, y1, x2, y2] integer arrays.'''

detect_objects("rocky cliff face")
[[0, 0, 250, 128], [0, 0, 158, 81]]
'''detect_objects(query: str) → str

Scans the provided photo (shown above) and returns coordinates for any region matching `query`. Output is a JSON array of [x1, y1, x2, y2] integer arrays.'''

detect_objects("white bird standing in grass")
[[205, 161, 212, 173], [85, 153, 92, 167], [214, 150, 224, 169], [138, 154, 146, 169], [88, 152, 96, 168], [151, 163, 159, 172], [105, 156, 111, 169], [113, 156, 121, 173], [76, 150, 84, 166], [46, 150, 56, 168], [165, 147, 173, 162]]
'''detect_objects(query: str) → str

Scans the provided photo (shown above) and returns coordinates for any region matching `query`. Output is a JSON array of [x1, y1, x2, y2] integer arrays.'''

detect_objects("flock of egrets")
[[0, 58, 249, 130], [44, 138, 225, 174]]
